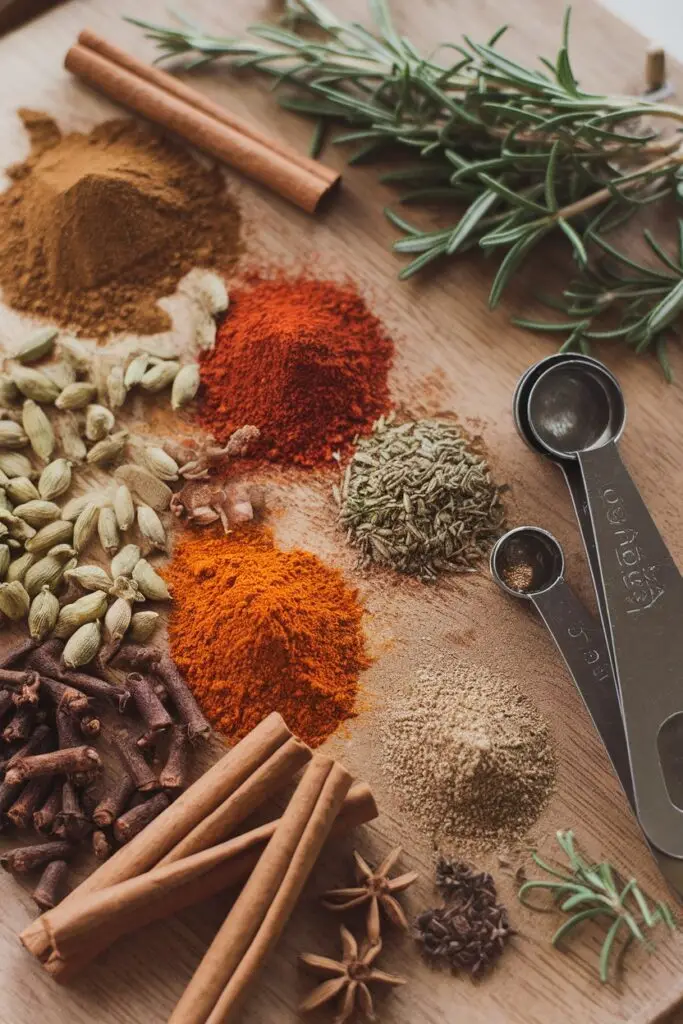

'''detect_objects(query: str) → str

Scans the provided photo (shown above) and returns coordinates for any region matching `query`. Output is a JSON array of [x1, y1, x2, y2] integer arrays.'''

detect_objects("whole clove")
[[0, 780, 24, 820], [111, 728, 158, 791], [0, 688, 13, 720], [159, 725, 191, 790], [33, 784, 62, 834], [113, 791, 170, 844], [6, 776, 52, 829], [0, 667, 37, 689], [56, 706, 81, 749], [32, 859, 69, 910], [154, 655, 211, 740], [1, 840, 73, 873], [79, 713, 101, 738], [0, 635, 39, 669], [4, 723, 53, 770], [37, 676, 89, 714], [127, 672, 173, 734], [28, 640, 129, 708], [56, 780, 90, 842], [3, 705, 36, 742], [92, 829, 113, 861], [5, 745, 101, 785], [92, 771, 136, 828], [12, 674, 41, 706], [415, 858, 514, 976], [112, 644, 162, 671]]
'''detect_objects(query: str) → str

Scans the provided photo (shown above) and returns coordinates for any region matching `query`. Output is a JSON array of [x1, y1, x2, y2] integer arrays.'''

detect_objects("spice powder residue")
[[164, 527, 370, 747], [381, 662, 556, 853], [0, 111, 241, 339]]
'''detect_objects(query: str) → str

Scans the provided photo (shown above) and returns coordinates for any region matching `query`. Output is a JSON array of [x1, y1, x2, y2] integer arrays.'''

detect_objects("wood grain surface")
[[1, 0, 683, 1022]]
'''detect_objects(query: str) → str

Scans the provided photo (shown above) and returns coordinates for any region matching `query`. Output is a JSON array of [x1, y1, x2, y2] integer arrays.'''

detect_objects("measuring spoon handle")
[[579, 442, 683, 857], [531, 580, 633, 805]]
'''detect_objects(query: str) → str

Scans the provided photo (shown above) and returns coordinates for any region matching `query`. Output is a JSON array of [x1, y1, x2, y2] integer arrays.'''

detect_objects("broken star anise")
[[322, 847, 419, 944], [299, 925, 405, 1023]]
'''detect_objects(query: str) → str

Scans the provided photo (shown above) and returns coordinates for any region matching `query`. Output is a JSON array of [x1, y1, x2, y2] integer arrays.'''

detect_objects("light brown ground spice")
[[0, 111, 241, 340], [381, 662, 556, 854]]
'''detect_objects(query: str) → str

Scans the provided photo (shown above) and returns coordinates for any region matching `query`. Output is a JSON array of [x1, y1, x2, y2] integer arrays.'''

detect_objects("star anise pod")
[[322, 847, 419, 944], [299, 925, 406, 1023]]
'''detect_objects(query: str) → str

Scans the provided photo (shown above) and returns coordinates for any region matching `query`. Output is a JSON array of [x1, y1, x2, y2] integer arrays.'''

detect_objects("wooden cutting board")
[[2, 0, 683, 1022]]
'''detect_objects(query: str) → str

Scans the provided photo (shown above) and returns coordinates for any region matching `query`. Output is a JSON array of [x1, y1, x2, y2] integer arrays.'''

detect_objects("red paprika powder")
[[197, 272, 394, 466]]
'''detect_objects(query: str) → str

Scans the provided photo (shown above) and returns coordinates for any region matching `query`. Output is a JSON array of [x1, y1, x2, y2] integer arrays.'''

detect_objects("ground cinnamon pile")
[[0, 110, 241, 339], [164, 527, 369, 746], [197, 272, 394, 466]]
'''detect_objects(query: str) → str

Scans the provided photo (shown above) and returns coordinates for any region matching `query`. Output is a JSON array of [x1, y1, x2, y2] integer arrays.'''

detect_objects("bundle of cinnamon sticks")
[[20, 712, 378, 1023], [64, 29, 341, 214]]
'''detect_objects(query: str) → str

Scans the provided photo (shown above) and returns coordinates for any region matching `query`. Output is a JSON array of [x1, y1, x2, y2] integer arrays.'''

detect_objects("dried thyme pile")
[[335, 416, 505, 581]]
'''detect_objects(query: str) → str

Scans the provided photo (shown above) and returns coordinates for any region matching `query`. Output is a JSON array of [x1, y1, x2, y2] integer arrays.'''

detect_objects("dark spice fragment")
[[12, 674, 41, 706], [127, 672, 173, 734], [113, 791, 170, 843], [6, 776, 52, 829], [0, 780, 23, 821], [38, 676, 89, 714], [92, 771, 136, 827], [33, 784, 62, 834], [56, 780, 91, 842], [415, 858, 513, 976], [3, 723, 53, 770], [154, 655, 210, 740], [112, 644, 162, 671], [3, 705, 36, 742], [112, 728, 158, 791], [159, 725, 190, 789], [32, 859, 69, 910], [1, 840, 74, 873]]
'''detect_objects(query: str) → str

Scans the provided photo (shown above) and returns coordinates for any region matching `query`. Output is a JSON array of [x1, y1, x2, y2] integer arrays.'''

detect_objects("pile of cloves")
[[0, 632, 210, 911]]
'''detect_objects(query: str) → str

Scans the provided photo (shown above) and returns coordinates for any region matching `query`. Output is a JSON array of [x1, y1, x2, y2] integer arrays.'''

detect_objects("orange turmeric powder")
[[164, 527, 369, 747]]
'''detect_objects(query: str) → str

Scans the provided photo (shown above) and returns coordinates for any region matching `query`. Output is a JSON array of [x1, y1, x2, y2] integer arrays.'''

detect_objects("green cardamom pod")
[[42, 360, 76, 391], [58, 335, 92, 374], [171, 364, 200, 410], [132, 558, 170, 601], [38, 458, 72, 500], [0, 374, 19, 405], [12, 499, 61, 528], [113, 484, 134, 531], [5, 476, 40, 504], [62, 620, 101, 668], [98, 506, 120, 556], [55, 413, 87, 463], [25, 519, 73, 556], [0, 420, 29, 449], [28, 585, 60, 640], [55, 590, 108, 638], [104, 596, 132, 643], [61, 493, 98, 522], [0, 452, 35, 478], [128, 610, 160, 642], [24, 553, 70, 597], [140, 361, 180, 393], [54, 381, 97, 411], [64, 564, 113, 592], [85, 403, 115, 442], [106, 366, 127, 410], [22, 399, 55, 463], [0, 579, 30, 620], [0, 510, 36, 543], [87, 430, 128, 467], [73, 502, 100, 554], [0, 544, 8, 579], [195, 314, 217, 352], [136, 504, 167, 551], [110, 543, 141, 578], [15, 327, 58, 364], [124, 354, 150, 389], [143, 446, 179, 482], [6, 550, 36, 584], [11, 365, 60, 404]]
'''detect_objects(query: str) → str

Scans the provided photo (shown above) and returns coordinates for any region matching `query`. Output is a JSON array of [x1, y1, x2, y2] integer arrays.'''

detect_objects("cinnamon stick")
[[113, 792, 170, 844], [66, 31, 340, 214], [160, 736, 311, 865], [5, 746, 100, 785], [169, 757, 351, 1023], [34, 782, 375, 982], [33, 860, 69, 911], [21, 712, 293, 964]]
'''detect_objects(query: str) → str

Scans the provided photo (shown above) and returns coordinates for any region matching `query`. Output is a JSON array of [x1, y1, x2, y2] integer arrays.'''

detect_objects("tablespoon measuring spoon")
[[490, 526, 633, 801], [491, 526, 683, 895], [526, 358, 683, 858]]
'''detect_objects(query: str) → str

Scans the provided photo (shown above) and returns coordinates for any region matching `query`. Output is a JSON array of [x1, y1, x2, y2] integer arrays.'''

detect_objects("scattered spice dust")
[[0, 111, 241, 339], [381, 662, 556, 853], [164, 526, 370, 747], [197, 272, 394, 467]]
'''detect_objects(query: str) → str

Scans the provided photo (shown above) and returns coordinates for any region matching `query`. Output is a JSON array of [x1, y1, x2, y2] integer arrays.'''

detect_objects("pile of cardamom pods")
[[0, 271, 232, 668]]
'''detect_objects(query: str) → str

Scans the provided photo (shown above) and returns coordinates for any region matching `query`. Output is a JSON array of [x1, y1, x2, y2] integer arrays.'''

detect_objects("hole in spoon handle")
[[578, 441, 683, 857]]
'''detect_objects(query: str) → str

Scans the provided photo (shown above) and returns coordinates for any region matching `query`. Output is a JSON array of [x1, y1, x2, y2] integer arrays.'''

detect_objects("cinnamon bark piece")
[[112, 729, 158, 792], [159, 726, 191, 790], [92, 773, 136, 828], [1, 841, 74, 873], [33, 785, 62, 834], [6, 776, 52, 829], [169, 757, 352, 1024], [33, 860, 69, 911], [21, 712, 293, 967], [113, 792, 170, 844], [25, 782, 376, 980], [5, 746, 100, 785], [127, 672, 172, 734], [154, 655, 210, 740]]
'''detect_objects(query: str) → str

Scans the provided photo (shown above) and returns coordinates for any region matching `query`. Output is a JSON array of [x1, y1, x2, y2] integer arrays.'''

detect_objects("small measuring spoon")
[[490, 526, 633, 802], [525, 358, 683, 858], [491, 525, 683, 896]]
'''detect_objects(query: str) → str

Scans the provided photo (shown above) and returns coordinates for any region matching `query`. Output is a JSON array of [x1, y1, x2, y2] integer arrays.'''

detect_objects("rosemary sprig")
[[129, 2, 683, 371], [519, 830, 676, 983]]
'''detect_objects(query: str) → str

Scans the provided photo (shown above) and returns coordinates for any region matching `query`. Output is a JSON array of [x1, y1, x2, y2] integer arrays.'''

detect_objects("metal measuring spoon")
[[490, 526, 633, 802], [491, 525, 683, 896], [525, 358, 683, 858]]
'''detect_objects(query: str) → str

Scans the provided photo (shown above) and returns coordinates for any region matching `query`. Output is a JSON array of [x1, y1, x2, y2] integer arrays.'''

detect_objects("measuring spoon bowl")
[[526, 359, 626, 461], [490, 526, 564, 597], [513, 352, 604, 456]]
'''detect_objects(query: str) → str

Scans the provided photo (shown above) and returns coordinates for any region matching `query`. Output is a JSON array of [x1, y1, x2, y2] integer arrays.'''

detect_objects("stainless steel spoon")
[[490, 526, 633, 802], [491, 525, 683, 894], [525, 358, 683, 858]]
